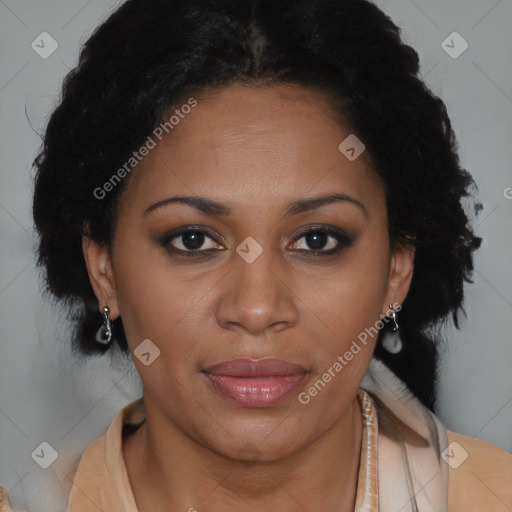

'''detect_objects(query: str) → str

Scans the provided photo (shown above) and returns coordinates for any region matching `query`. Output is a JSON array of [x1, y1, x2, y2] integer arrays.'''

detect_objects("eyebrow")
[[144, 193, 367, 218]]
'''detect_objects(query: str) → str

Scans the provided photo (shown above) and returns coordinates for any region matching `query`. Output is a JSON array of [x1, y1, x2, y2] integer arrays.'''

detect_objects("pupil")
[[183, 231, 204, 250], [306, 231, 327, 250]]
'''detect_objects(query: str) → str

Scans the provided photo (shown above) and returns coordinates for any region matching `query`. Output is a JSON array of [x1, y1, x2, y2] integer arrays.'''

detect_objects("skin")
[[83, 83, 414, 512]]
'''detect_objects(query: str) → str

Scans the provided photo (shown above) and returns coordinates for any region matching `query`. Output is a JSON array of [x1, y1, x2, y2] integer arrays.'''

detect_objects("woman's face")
[[84, 83, 414, 461]]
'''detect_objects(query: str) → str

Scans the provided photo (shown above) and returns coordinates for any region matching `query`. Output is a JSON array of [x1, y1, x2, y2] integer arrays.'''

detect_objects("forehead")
[[119, 83, 384, 214]]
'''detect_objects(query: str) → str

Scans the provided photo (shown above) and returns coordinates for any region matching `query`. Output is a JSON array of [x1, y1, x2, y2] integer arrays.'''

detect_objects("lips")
[[202, 357, 308, 407], [203, 357, 308, 377]]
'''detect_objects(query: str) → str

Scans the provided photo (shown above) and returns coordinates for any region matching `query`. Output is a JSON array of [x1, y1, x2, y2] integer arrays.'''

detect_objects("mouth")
[[201, 357, 309, 407]]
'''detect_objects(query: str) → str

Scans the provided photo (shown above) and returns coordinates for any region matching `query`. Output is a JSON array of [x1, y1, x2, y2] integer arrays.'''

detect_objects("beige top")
[[1, 394, 511, 512]]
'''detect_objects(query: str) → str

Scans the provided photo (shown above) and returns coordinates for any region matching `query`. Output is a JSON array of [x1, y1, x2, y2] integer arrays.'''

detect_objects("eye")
[[289, 226, 354, 255], [162, 227, 224, 255], [159, 225, 354, 258]]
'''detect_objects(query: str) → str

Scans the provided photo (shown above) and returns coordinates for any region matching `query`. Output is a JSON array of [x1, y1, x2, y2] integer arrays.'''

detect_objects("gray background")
[[1, 1, 511, 510]]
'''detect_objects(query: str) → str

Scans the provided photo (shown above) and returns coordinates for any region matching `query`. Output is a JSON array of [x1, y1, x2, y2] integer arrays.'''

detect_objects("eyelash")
[[159, 225, 355, 258]]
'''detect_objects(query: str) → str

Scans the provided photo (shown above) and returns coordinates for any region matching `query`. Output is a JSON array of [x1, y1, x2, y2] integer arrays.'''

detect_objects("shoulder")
[[446, 430, 512, 511], [0, 399, 143, 512], [71, 433, 107, 479], [0, 438, 108, 512], [65, 434, 107, 511], [0, 485, 11, 512], [67, 398, 143, 511]]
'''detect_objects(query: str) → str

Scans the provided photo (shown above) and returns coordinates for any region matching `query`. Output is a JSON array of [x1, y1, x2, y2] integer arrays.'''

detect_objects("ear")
[[82, 235, 120, 319], [381, 242, 415, 316]]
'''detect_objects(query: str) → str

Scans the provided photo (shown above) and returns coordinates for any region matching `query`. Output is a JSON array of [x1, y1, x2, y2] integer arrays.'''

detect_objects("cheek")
[[298, 246, 390, 343], [291, 240, 390, 402], [296, 265, 387, 419], [115, 265, 208, 395], [111, 232, 210, 359]]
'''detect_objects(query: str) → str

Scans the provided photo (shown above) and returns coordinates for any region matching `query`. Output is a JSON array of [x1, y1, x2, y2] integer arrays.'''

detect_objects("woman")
[[1, 0, 511, 510]]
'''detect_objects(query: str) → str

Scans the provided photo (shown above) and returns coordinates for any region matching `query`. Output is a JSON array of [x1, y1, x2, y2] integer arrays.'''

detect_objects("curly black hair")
[[32, 0, 482, 410]]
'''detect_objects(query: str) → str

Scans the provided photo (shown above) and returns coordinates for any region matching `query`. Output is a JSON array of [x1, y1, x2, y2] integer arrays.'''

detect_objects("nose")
[[215, 244, 299, 336]]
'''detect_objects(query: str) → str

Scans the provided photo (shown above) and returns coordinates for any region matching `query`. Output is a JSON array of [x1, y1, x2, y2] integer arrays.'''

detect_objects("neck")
[[123, 393, 363, 512]]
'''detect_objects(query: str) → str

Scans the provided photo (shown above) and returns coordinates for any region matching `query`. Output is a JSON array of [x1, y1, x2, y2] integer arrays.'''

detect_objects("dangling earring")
[[95, 306, 112, 346], [381, 304, 402, 354], [389, 304, 399, 331]]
